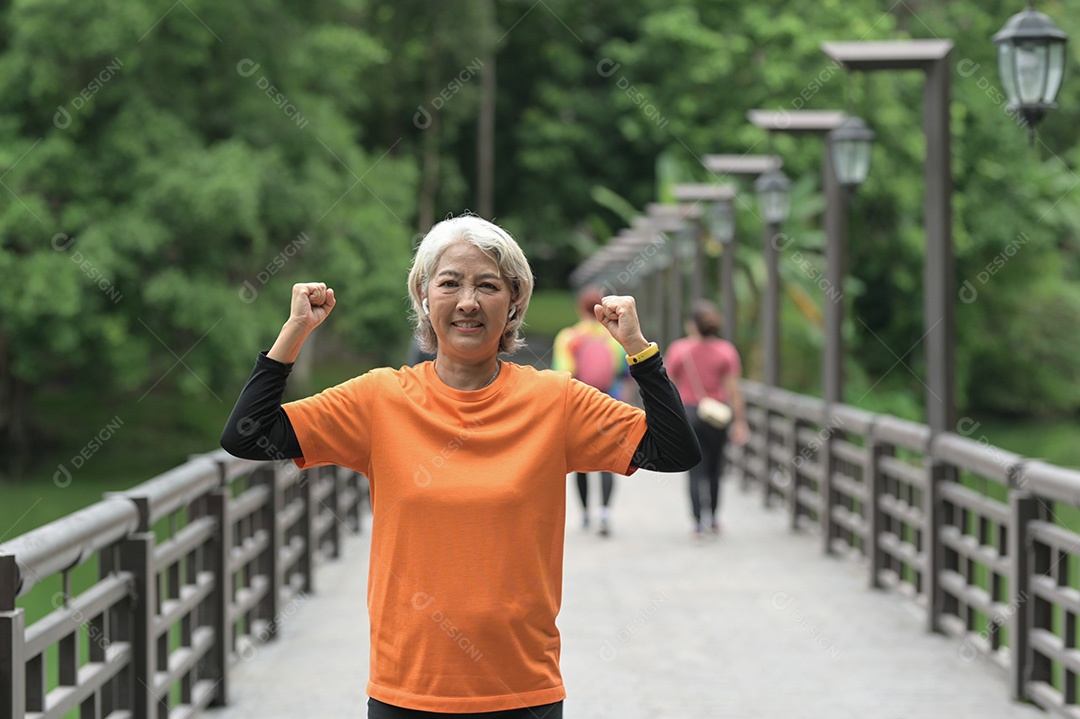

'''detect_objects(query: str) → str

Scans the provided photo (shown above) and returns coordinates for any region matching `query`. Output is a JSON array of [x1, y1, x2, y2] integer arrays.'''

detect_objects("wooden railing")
[[0, 451, 366, 719], [731, 380, 1080, 711]]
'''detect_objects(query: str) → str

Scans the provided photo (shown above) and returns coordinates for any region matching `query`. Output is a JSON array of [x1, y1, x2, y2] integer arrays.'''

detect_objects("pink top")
[[666, 337, 742, 406]]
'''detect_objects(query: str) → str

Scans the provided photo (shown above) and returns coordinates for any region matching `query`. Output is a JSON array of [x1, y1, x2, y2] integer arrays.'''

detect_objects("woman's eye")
[[481, 283, 498, 291], [439, 281, 458, 289]]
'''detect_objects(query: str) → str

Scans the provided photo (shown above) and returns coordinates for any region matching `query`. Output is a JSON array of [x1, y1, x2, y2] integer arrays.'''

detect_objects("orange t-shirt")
[[282, 360, 647, 712]]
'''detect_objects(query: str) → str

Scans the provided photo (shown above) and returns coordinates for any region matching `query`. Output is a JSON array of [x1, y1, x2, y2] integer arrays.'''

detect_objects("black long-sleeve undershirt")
[[220, 352, 701, 472]]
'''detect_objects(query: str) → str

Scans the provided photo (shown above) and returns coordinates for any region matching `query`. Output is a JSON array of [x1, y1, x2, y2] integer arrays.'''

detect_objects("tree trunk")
[[476, 0, 496, 218], [418, 57, 442, 233], [0, 331, 32, 476]]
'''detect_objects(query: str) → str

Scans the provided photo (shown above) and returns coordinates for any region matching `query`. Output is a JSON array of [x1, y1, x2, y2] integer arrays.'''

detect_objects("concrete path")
[[205, 469, 1044, 719]]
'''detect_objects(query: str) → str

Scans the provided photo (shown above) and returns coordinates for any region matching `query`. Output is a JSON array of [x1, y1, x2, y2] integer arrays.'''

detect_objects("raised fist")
[[288, 282, 336, 331]]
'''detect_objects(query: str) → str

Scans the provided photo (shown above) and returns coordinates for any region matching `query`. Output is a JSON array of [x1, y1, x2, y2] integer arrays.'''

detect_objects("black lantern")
[[675, 224, 697, 261], [754, 170, 791, 225], [709, 201, 735, 245], [993, 1, 1068, 144], [829, 116, 875, 188]]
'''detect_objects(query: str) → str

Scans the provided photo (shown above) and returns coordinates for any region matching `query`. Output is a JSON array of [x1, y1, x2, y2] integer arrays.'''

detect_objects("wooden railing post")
[[256, 465, 280, 638], [1009, 486, 1038, 702], [789, 415, 806, 531], [0, 554, 24, 719], [117, 533, 155, 719], [206, 488, 232, 706], [820, 414, 837, 554], [740, 417, 755, 493], [1028, 489, 1054, 694], [300, 469, 316, 594], [925, 456, 955, 634], [865, 427, 888, 589], [760, 407, 770, 506], [0, 614, 24, 719], [764, 408, 777, 508], [326, 466, 342, 559]]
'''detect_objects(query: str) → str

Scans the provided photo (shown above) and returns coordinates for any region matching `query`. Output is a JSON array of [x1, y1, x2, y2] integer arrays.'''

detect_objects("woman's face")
[[425, 240, 513, 362]]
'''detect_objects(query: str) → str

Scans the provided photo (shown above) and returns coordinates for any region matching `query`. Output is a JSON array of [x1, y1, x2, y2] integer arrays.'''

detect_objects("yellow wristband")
[[626, 341, 659, 365]]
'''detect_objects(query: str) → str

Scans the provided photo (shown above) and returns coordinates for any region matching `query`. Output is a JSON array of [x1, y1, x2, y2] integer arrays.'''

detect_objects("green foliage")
[[0, 0, 416, 461], [3, 0, 1080, 467], [521, 289, 577, 339], [966, 276, 1080, 415]]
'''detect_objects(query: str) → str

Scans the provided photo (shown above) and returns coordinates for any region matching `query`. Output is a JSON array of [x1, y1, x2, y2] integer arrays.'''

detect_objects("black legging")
[[576, 471, 614, 510], [686, 407, 729, 525], [368, 698, 562, 718]]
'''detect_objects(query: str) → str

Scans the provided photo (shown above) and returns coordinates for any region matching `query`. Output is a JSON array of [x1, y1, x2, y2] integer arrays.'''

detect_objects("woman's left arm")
[[628, 354, 701, 471], [591, 295, 701, 472]]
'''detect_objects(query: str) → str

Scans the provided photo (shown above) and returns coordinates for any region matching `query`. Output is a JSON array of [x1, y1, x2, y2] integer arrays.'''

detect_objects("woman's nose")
[[456, 286, 480, 309]]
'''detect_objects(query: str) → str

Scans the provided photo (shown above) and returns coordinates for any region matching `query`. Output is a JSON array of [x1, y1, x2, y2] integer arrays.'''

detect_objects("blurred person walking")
[[666, 300, 747, 538], [552, 286, 629, 537]]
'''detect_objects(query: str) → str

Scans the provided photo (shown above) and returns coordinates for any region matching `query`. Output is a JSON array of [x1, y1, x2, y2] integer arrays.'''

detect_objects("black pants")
[[575, 471, 614, 510], [687, 407, 729, 525], [368, 698, 563, 718]]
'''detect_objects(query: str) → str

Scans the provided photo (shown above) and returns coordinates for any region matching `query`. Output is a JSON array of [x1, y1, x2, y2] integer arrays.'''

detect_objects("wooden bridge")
[[2, 381, 1077, 718]]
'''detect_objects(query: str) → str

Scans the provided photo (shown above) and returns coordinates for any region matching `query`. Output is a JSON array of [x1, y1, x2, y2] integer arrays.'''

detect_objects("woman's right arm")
[[220, 283, 336, 460]]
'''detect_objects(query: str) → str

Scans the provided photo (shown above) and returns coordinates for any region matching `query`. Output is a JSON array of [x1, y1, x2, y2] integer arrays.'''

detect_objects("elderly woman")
[[221, 215, 699, 718]]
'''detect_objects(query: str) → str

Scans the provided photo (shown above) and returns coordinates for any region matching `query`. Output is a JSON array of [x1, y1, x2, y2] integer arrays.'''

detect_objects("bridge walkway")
[[205, 466, 1043, 719]]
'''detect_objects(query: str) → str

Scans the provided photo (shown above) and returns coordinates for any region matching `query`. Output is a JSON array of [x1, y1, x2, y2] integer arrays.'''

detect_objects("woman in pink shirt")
[[665, 301, 748, 537]]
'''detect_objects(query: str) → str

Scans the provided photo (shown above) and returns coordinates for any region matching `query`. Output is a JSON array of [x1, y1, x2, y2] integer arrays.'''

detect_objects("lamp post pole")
[[747, 111, 849, 402], [753, 169, 792, 390], [647, 203, 703, 348], [821, 39, 955, 434], [630, 216, 665, 346], [620, 231, 661, 340], [691, 221, 705, 304], [720, 217, 737, 344], [702, 155, 783, 364], [822, 38, 954, 638], [762, 218, 781, 387], [822, 137, 846, 404], [672, 183, 738, 313]]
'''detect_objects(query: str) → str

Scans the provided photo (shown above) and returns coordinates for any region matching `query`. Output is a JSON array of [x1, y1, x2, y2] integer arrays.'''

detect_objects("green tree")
[[0, 0, 416, 465]]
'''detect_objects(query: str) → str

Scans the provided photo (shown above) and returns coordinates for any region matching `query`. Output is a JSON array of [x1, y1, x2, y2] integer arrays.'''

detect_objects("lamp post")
[[754, 169, 792, 389], [646, 203, 702, 347], [709, 200, 737, 344], [746, 109, 873, 405], [821, 39, 954, 434], [993, 1, 1068, 144], [613, 230, 663, 338], [672, 183, 738, 310], [701, 155, 783, 348], [632, 216, 668, 345]]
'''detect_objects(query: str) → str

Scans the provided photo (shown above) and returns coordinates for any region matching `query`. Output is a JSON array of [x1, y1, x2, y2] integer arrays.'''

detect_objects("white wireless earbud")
[[422, 298, 429, 315], [508, 306, 516, 319]]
